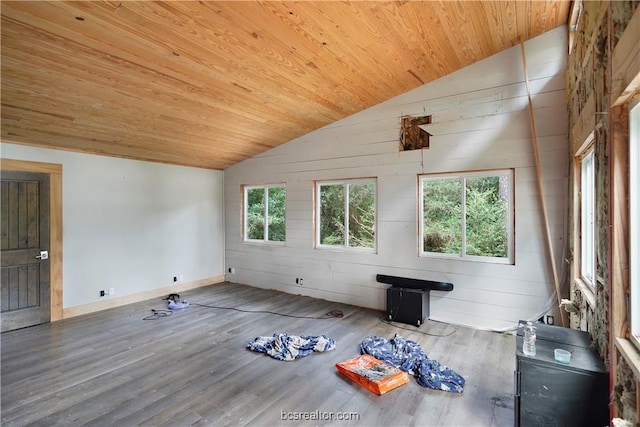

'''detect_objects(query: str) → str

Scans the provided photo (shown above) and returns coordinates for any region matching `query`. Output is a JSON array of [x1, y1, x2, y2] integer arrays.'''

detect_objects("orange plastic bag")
[[335, 354, 409, 395]]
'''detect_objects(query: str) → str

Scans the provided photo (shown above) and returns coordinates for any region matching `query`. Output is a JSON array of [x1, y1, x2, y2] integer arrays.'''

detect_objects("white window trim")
[[315, 178, 377, 253], [243, 183, 286, 245], [418, 169, 514, 264], [630, 100, 640, 351], [579, 147, 596, 290]]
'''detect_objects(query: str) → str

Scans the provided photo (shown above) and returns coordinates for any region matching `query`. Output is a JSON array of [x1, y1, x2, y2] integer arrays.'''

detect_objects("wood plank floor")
[[1, 282, 516, 426]]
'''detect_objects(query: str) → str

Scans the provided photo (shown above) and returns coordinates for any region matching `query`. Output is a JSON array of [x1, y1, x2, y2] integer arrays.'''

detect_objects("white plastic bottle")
[[523, 321, 537, 356]]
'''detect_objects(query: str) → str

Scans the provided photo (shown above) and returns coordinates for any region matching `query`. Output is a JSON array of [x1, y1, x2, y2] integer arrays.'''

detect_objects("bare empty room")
[[1, 1, 639, 426]]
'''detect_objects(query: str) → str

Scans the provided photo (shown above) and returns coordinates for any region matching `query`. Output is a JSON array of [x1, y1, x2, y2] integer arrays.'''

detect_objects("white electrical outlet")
[[108, 288, 115, 296], [179, 275, 184, 282]]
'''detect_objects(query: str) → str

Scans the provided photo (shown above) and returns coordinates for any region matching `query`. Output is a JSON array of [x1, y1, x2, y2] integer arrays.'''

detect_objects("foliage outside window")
[[419, 170, 513, 263], [316, 179, 376, 251], [580, 149, 595, 288], [244, 184, 285, 243], [630, 101, 640, 350]]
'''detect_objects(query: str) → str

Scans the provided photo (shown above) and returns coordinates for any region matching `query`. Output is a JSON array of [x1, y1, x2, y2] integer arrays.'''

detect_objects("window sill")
[[419, 252, 514, 265], [574, 277, 596, 309], [242, 240, 286, 247], [315, 245, 377, 254], [615, 337, 640, 379]]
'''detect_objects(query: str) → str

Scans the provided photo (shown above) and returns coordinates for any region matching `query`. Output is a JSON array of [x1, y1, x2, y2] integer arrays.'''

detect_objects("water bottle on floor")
[[523, 321, 537, 356]]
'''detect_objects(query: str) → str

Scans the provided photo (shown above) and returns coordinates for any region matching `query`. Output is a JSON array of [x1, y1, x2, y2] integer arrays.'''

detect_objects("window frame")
[[418, 168, 515, 264], [314, 178, 377, 253], [630, 100, 640, 351], [242, 183, 286, 245], [579, 145, 596, 290]]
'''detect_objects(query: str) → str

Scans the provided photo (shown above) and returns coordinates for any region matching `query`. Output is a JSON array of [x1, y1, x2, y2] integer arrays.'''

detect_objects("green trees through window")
[[245, 185, 285, 242], [244, 171, 509, 261], [421, 171, 512, 261], [422, 178, 462, 254], [317, 180, 376, 250]]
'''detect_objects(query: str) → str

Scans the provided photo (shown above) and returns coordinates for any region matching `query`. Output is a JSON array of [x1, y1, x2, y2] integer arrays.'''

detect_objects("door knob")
[[35, 250, 48, 260]]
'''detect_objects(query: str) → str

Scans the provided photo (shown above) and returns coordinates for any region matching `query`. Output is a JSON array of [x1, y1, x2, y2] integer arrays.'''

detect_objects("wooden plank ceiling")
[[1, 1, 570, 170]]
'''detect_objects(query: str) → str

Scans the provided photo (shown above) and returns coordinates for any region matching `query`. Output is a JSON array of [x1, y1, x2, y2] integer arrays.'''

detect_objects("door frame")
[[1, 158, 63, 322]]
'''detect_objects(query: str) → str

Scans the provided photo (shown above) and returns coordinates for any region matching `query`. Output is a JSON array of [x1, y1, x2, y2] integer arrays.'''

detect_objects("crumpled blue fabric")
[[247, 333, 336, 361], [360, 333, 465, 393]]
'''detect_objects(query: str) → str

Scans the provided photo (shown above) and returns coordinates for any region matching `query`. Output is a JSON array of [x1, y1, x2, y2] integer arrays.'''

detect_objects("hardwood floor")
[[1, 282, 516, 426]]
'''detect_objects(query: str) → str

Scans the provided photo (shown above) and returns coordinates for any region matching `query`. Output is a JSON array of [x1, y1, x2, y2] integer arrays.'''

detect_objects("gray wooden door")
[[1, 170, 50, 332]]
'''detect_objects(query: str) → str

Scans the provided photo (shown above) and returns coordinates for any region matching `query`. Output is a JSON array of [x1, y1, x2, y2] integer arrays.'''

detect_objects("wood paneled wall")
[[224, 27, 569, 331]]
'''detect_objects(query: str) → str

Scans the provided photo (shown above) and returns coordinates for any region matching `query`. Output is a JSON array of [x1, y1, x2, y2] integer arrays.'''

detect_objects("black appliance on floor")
[[514, 320, 609, 427], [378, 275, 454, 327], [386, 287, 430, 326]]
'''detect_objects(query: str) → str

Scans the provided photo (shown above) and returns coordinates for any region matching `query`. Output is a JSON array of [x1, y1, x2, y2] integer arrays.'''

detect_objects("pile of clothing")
[[246, 331, 464, 394], [360, 333, 465, 393], [247, 333, 336, 361]]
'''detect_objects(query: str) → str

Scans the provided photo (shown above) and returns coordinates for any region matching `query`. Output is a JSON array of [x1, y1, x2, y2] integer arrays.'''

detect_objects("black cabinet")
[[514, 321, 608, 427]]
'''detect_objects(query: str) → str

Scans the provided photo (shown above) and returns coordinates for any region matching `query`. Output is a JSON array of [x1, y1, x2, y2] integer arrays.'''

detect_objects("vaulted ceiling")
[[1, 1, 570, 170]]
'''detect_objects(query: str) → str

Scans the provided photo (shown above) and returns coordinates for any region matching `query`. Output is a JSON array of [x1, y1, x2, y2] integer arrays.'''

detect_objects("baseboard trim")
[[61, 276, 225, 319]]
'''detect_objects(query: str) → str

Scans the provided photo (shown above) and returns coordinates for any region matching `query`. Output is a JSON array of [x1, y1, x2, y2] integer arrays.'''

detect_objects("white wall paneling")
[[225, 27, 569, 330]]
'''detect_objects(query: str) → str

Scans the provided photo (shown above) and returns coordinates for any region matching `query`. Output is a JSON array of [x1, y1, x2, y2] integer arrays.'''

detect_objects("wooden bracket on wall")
[[520, 40, 568, 328]]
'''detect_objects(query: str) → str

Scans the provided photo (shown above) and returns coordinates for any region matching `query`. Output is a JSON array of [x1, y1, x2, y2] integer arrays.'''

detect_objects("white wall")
[[0, 143, 225, 309], [224, 27, 569, 330]]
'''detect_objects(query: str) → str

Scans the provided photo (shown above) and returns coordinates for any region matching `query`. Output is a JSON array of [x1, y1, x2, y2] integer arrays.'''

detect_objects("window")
[[243, 184, 286, 243], [580, 148, 595, 288], [315, 179, 376, 251], [630, 100, 640, 349], [419, 169, 514, 263]]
